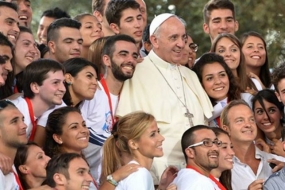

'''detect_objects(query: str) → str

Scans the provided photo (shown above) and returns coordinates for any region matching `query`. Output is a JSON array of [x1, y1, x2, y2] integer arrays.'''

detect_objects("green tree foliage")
[[31, 0, 285, 67]]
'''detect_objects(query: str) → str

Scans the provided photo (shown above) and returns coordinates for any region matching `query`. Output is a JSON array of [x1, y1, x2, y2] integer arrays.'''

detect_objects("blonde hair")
[[100, 111, 155, 183]]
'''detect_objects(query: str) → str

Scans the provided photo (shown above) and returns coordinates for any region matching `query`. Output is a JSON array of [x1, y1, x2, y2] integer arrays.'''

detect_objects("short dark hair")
[[19, 26, 33, 35], [102, 34, 136, 58], [272, 63, 285, 92], [105, 0, 140, 26], [41, 7, 70, 19], [0, 32, 13, 50], [193, 53, 241, 105], [62, 58, 98, 106], [45, 153, 86, 188], [181, 125, 212, 161], [22, 59, 65, 98], [0, 1, 17, 12], [142, 24, 150, 43], [203, 0, 235, 24], [47, 18, 81, 43], [92, 0, 106, 14]]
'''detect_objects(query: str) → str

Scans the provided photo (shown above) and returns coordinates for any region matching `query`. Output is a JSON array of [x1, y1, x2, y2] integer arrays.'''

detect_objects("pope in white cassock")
[[116, 13, 213, 184]]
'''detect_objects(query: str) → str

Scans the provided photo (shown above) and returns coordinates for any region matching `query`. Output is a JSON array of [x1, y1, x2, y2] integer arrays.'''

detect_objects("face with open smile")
[[254, 99, 282, 134], [215, 37, 240, 71], [191, 129, 220, 172], [151, 16, 187, 65], [226, 104, 257, 143], [14, 32, 39, 73], [202, 62, 229, 101], [216, 133, 234, 171], [0, 6, 20, 45], [56, 111, 90, 153], [105, 40, 138, 81], [242, 36, 266, 69], [133, 120, 165, 159], [203, 9, 238, 41], [38, 70, 66, 107], [12, 0, 32, 28], [64, 157, 93, 190]]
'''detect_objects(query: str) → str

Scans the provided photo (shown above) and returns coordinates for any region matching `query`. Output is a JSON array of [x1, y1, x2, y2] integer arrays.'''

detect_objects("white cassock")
[[116, 50, 213, 184]]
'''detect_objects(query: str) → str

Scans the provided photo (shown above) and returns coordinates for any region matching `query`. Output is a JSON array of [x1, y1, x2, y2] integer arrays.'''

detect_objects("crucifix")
[[185, 108, 194, 127]]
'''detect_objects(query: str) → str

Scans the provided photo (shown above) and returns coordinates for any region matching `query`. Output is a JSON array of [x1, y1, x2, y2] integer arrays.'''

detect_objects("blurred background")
[[32, 0, 285, 68]]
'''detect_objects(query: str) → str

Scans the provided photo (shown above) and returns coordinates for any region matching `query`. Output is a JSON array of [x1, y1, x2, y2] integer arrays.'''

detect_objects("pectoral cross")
[[185, 108, 194, 127]]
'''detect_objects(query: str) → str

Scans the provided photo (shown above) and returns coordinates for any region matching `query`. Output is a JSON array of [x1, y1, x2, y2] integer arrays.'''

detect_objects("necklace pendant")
[[185, 109, 194, 127]]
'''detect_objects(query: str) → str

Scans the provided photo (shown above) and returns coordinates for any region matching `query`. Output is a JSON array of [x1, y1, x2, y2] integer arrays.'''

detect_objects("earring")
[[59, 141, 63, 144]]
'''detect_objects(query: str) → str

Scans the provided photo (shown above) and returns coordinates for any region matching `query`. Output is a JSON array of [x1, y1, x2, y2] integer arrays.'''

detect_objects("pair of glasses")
[[188, 139, 222, 148], [0, 99, 15, 110], [189, 43, 198, 52]]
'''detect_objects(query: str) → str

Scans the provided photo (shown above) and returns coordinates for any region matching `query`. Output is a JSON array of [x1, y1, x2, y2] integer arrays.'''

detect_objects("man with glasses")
[[0, 100, 27, 189], [220, 100, 285, 190], [172, 125, 222, 189]]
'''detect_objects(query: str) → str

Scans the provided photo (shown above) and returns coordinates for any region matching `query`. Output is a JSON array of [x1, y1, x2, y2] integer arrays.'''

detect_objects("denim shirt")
[[264, 166, 285, 190]]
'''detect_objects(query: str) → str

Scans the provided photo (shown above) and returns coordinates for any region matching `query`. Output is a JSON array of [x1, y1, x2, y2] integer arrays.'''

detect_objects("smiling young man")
[[45, 153, 93, 190], [9, 0, 32, 28], [37, 7, 70, 45], [105, 0, 143, 48], [203, 0, 238, 43], [0, 100, 28, 189], [172, 125, 222, 189], [9, 59, 66, 142], [47, 18, 83, 63], [0, 1, 20, 46], [221, 100, 285, 190], [83, 34, 138, 180]]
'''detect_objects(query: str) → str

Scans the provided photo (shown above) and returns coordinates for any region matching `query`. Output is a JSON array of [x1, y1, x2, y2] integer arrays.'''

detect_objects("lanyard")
[[13, 171, 23, 190], [186, 165, 226, 190], [92, 177, 99, 189], [24, 98, 37, 141], [100, 78, 116, 126]]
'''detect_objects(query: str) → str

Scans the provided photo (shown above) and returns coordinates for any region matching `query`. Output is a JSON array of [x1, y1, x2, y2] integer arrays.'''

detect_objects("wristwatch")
[[107, 174, 118, 186]]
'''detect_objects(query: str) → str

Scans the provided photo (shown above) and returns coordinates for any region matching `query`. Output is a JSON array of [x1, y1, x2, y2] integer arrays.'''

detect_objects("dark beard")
[[111, 60, 133, 82]]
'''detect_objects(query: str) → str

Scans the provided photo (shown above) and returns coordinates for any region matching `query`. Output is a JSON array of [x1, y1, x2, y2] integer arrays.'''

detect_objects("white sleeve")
[[122, 168, 154, 190], [0, 170, 5, 190]]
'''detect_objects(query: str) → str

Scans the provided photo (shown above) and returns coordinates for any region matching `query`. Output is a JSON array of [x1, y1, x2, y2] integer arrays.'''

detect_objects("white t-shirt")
[[232, 147, 285, 190], [0, 166, 19, 190], [116, 161, 154, 190], [82, 82, 118, 181], [10, 96, 35, 139], [172, 168, 219, 190]]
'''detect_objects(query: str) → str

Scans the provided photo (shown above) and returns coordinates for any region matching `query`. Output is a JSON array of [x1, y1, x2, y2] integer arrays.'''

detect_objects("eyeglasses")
[[188, 139, 222, 148], [189, 43, 198, 52], [0, 100, 15, 110]]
